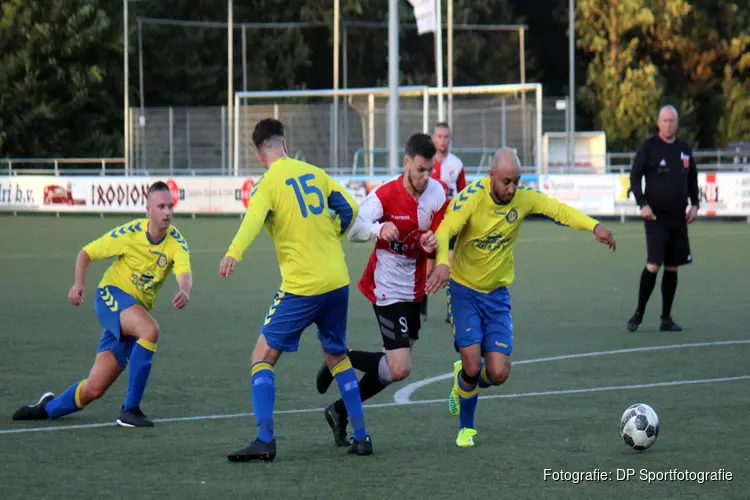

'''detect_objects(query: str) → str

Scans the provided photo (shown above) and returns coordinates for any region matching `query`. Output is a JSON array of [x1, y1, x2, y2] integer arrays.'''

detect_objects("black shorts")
[[644, 219, 692, 267], [373, 302, 421, 350], [449, 235, 457, 251]]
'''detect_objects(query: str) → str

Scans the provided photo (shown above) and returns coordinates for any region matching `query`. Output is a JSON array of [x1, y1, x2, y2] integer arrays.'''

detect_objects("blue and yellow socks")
[[457, 370, 479, 430], [45, 379, 87, 419], [251, 361, 276, 443], [123, 339, 156, 411], [331, 358, 368, 441], [44, 338, 157, 420]]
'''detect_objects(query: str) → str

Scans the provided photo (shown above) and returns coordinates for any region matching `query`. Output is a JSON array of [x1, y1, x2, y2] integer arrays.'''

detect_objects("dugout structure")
[[234, 84, 543, 176]]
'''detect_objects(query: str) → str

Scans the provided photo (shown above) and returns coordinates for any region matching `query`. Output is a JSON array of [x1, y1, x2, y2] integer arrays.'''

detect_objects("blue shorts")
[[450, 280, 513, 356], [95, 285, 139, 370], [260, 285, 349, 355]]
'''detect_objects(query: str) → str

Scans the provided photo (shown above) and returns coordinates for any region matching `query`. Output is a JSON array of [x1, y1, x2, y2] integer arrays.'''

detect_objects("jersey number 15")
[[286, 173, 324, 218]]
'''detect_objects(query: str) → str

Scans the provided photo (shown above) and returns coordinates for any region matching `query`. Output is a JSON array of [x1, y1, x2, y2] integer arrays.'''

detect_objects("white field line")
[[2, 339, 748, 436], [393, 339, 750, 403]]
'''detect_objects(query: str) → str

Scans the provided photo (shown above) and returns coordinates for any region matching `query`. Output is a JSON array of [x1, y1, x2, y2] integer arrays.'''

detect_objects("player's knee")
[[646, 263, 660, 273], [390, 365, 411, 382], [664, 266, 678, 272], [140, 322, 160, 343], [82, 380, 108, 402], [488, 366, 510, 385], [462, 359, 482, 378]]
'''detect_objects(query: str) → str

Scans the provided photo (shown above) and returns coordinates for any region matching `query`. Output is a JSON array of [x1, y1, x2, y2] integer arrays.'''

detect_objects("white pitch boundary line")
[[1, 340, 749, 435], [1, 375, 748, 436], [392, 339, 750, 403]]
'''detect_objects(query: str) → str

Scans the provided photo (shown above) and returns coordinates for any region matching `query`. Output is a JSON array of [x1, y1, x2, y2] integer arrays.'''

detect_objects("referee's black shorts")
[[644, 218, 692, 267]]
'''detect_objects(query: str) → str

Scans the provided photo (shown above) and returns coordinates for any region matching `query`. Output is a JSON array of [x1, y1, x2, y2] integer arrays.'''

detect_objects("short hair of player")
[[434, 121, 450, 130], [405, 133, 437, 160], [252, 118, 285, 152], [148, 181, 170, 197]]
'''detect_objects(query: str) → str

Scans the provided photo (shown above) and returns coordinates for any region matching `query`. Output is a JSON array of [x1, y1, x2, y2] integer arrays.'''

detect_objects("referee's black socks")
[[661, 269, 678, 319], [637, 267, 658, 315]]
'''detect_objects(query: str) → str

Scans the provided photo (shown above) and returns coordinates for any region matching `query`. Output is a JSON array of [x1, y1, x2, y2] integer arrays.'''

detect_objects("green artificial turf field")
[[1, 216, 747, 499]]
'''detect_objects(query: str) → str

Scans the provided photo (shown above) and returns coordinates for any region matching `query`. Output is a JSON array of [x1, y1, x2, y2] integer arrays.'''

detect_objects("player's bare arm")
[[420, 230, 438, 253], [425, 264, 450, 295], [219, 256, 238, 278], [593, 224, 617, 251], [68, 249, 92, 306], [173, 273, 192, 309]]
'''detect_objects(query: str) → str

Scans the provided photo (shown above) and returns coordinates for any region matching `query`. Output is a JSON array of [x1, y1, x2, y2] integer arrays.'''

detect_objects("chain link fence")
[[130, 92, 567, 175]]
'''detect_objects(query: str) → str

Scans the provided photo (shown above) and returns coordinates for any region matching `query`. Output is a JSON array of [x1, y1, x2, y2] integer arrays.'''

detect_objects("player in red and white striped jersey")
[[315, 133, 447, 446], [432, 122, 467, 200], [427, 122, 466, 323]]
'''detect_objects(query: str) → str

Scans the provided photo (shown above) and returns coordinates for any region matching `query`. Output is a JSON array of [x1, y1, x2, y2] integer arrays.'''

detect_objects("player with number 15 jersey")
[[221, 118, 373, 462]]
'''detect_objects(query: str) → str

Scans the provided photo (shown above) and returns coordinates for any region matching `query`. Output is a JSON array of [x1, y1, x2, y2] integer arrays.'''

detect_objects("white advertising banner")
[[0, 177, 43, 211], [614, 172, 750, 217], [2, 174, 749, 216], [539, 174, 616, 215]]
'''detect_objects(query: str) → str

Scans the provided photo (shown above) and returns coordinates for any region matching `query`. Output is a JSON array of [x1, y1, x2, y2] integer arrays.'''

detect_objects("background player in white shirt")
[[424, 122, 466, 323]]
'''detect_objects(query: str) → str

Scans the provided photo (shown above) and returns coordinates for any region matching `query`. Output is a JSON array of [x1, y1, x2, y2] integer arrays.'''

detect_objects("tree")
[[716, 37, 750, 145], [0, 0, 121, 157], [575, 1, 668, 150]]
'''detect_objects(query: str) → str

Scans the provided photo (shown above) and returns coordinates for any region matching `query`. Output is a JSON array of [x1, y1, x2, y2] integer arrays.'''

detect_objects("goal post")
[[233, 86, 430, 177], [234, 83, 542, 176]]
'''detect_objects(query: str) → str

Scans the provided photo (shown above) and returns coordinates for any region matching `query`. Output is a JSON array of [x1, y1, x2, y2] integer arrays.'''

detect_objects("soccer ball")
[[620, 403, 659, 450]]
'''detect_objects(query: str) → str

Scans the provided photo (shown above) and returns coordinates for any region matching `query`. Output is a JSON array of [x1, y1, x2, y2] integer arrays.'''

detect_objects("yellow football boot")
[[448, 360, 462, 416], [456, 427, 478, 447]]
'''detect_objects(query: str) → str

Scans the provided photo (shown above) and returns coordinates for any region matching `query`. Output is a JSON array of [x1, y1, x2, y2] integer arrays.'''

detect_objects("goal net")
[[234, 83, 542, 176]]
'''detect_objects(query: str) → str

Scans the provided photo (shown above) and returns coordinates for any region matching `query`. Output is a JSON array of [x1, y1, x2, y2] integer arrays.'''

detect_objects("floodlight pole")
[[123, 0, 129, 174], [447, 0, 453, 129], [568, 0, 576, 169], [228, 0, 234, 175], [333, 0, 340, 172], [435, 0, 444, 122], [388, 0, 399, 175]]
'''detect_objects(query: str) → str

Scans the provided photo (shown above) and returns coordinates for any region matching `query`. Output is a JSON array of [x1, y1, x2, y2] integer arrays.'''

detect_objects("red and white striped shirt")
[[432, 152, 466, 200], [350, 176, 447, 306]]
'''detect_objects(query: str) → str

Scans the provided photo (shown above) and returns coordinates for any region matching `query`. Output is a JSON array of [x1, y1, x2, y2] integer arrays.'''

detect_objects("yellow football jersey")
[[82, 218, 192, 310], [436, 177, 599, 293], [225, 157, 358, 296]]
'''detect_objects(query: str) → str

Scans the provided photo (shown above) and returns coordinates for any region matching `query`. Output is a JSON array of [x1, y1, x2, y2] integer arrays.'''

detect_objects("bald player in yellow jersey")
[[426, 148, 616, 448], [12, 182, 192, 428], [220, 118, 372, 462]]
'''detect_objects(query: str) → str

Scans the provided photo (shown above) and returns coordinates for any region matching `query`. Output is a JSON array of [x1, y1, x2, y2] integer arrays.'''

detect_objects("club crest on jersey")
[[681, 152, 690, 169], [156, 253, 168, 268], [506, 208, 519, 223]]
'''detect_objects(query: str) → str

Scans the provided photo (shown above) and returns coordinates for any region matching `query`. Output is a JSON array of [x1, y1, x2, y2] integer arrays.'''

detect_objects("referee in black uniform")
[[627, 105, 699, 332]]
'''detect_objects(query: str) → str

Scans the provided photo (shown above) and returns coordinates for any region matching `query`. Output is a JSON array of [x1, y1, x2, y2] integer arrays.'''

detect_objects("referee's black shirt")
[[630, 135, 700, 218]]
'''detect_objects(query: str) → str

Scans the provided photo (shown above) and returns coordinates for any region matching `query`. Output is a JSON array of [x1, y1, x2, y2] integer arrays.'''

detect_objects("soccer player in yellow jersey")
[[12, 182, 192, 428], [425, 148, 616, 448], [220, 118, 372, 462]]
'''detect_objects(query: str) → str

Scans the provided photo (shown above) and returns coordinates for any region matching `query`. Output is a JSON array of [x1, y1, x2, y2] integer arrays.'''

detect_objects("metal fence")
[[4, 148, 749, 177], [233, 84, 546, 175], [122, 84, 553, 175]]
